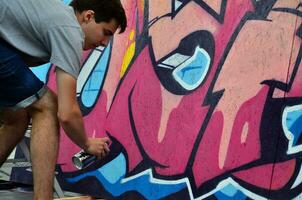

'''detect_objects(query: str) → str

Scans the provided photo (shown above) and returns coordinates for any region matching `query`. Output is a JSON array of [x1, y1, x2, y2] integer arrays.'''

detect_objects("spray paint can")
[[72, 150, 96, 170]]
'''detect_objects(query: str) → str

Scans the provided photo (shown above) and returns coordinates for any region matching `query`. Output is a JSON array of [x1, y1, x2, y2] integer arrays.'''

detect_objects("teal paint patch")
[[98, 153, 126, 184], [81, 43, 111, 108], [30, 63, 51, 83], [173, 47, 210, 90]]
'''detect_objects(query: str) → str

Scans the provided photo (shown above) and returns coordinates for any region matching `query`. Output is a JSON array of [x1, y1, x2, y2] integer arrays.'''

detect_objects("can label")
[[72, 150, 96, 170]]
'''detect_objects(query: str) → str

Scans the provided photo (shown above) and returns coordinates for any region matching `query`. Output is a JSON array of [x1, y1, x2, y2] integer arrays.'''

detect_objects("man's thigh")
[[0, 108, 28, 126], [0, 39, 47, 110]]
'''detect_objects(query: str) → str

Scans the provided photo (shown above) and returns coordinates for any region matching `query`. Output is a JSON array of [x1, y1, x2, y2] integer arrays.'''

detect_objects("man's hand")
[[84, 137, 111, 159]]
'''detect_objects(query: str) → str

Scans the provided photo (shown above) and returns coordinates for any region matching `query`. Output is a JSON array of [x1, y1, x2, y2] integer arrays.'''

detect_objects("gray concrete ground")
[[0, 184, 100, 200], [0, 164, 34, 200], [0, 188, 34, 200]]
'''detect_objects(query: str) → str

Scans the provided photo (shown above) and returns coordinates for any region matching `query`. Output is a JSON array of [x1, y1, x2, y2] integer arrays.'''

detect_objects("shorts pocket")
[[0, 55, 19, 77]]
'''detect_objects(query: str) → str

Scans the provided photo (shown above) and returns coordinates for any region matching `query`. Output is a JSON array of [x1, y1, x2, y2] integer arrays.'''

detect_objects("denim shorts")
[[0, 39, 47, 110]]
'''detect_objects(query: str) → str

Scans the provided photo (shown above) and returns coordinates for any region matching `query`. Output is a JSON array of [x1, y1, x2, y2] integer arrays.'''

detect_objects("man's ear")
[[84, 10, 95, 23]]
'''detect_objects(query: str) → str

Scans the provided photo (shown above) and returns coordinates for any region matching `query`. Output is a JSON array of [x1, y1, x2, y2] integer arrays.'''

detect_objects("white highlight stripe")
[[76, 49, 104, 95], [161, 53, 190, 67]]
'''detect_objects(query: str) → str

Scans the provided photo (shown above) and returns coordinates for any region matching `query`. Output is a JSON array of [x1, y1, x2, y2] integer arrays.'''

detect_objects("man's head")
[[70, 0, 127, 50]]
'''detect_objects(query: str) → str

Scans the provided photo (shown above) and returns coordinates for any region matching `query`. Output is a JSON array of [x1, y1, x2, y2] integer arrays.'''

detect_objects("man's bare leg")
[[27, 89, 60, 200], [0, 108, 29, 166]]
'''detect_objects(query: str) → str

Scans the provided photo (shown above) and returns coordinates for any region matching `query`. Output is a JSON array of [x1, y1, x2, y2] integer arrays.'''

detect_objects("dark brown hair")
[[70, 0, 127, 33]]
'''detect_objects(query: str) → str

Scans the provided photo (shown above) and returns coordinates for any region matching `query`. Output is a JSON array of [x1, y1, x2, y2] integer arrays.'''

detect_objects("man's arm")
[[56, 68, 110, 158]]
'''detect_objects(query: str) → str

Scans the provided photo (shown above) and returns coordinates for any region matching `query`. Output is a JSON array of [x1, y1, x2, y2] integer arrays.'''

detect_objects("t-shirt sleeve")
[[45, 25, 84, 79]]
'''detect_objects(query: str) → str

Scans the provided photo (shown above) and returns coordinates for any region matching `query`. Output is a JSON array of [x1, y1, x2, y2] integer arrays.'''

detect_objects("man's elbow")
[[57, 109, 78, 125]]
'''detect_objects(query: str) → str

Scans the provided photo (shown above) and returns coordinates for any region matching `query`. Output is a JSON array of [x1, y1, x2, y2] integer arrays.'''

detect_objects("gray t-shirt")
[[0, 0, 84, 78]]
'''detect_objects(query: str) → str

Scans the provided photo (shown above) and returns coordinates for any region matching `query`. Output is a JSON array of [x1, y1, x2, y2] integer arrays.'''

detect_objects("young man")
[[0, 0, 127, 199]]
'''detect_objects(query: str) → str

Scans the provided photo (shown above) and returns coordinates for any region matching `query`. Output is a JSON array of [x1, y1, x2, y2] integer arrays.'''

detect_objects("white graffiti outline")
[[282, 105, 302, 155], [121, 168, 268, 199]]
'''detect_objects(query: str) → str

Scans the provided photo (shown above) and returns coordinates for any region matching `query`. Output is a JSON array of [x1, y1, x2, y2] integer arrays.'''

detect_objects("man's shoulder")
[[38, 1, 78, 27]]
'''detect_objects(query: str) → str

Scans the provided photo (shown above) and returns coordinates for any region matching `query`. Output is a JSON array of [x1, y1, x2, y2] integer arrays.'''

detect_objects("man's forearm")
[[58, 108, 88, 150]]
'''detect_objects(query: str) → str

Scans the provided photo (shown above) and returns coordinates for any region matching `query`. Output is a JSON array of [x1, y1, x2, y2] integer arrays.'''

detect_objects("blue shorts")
[[0, 39, 47, 110]]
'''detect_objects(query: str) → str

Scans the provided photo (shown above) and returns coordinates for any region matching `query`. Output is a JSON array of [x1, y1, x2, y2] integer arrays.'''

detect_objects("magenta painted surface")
[[40, 0, 302, 199]]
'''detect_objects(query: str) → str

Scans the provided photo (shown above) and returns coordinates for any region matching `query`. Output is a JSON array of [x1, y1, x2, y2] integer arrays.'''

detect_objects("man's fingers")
[[104, 144, 110, 153], [100, 151, 104, 159], [96, 151, 104, 160], [102, 137, 110, 143], [89, 137, 111, 159]]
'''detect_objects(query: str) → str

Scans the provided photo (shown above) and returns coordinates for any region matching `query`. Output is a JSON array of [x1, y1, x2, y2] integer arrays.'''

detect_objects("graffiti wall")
[[25, 0, 302, 199]]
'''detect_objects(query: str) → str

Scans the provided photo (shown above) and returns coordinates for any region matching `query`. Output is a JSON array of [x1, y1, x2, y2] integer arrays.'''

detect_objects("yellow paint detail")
[[140, 0, 144, 11], [129, 29, 135, 40], [120, 30, 136, 78]]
